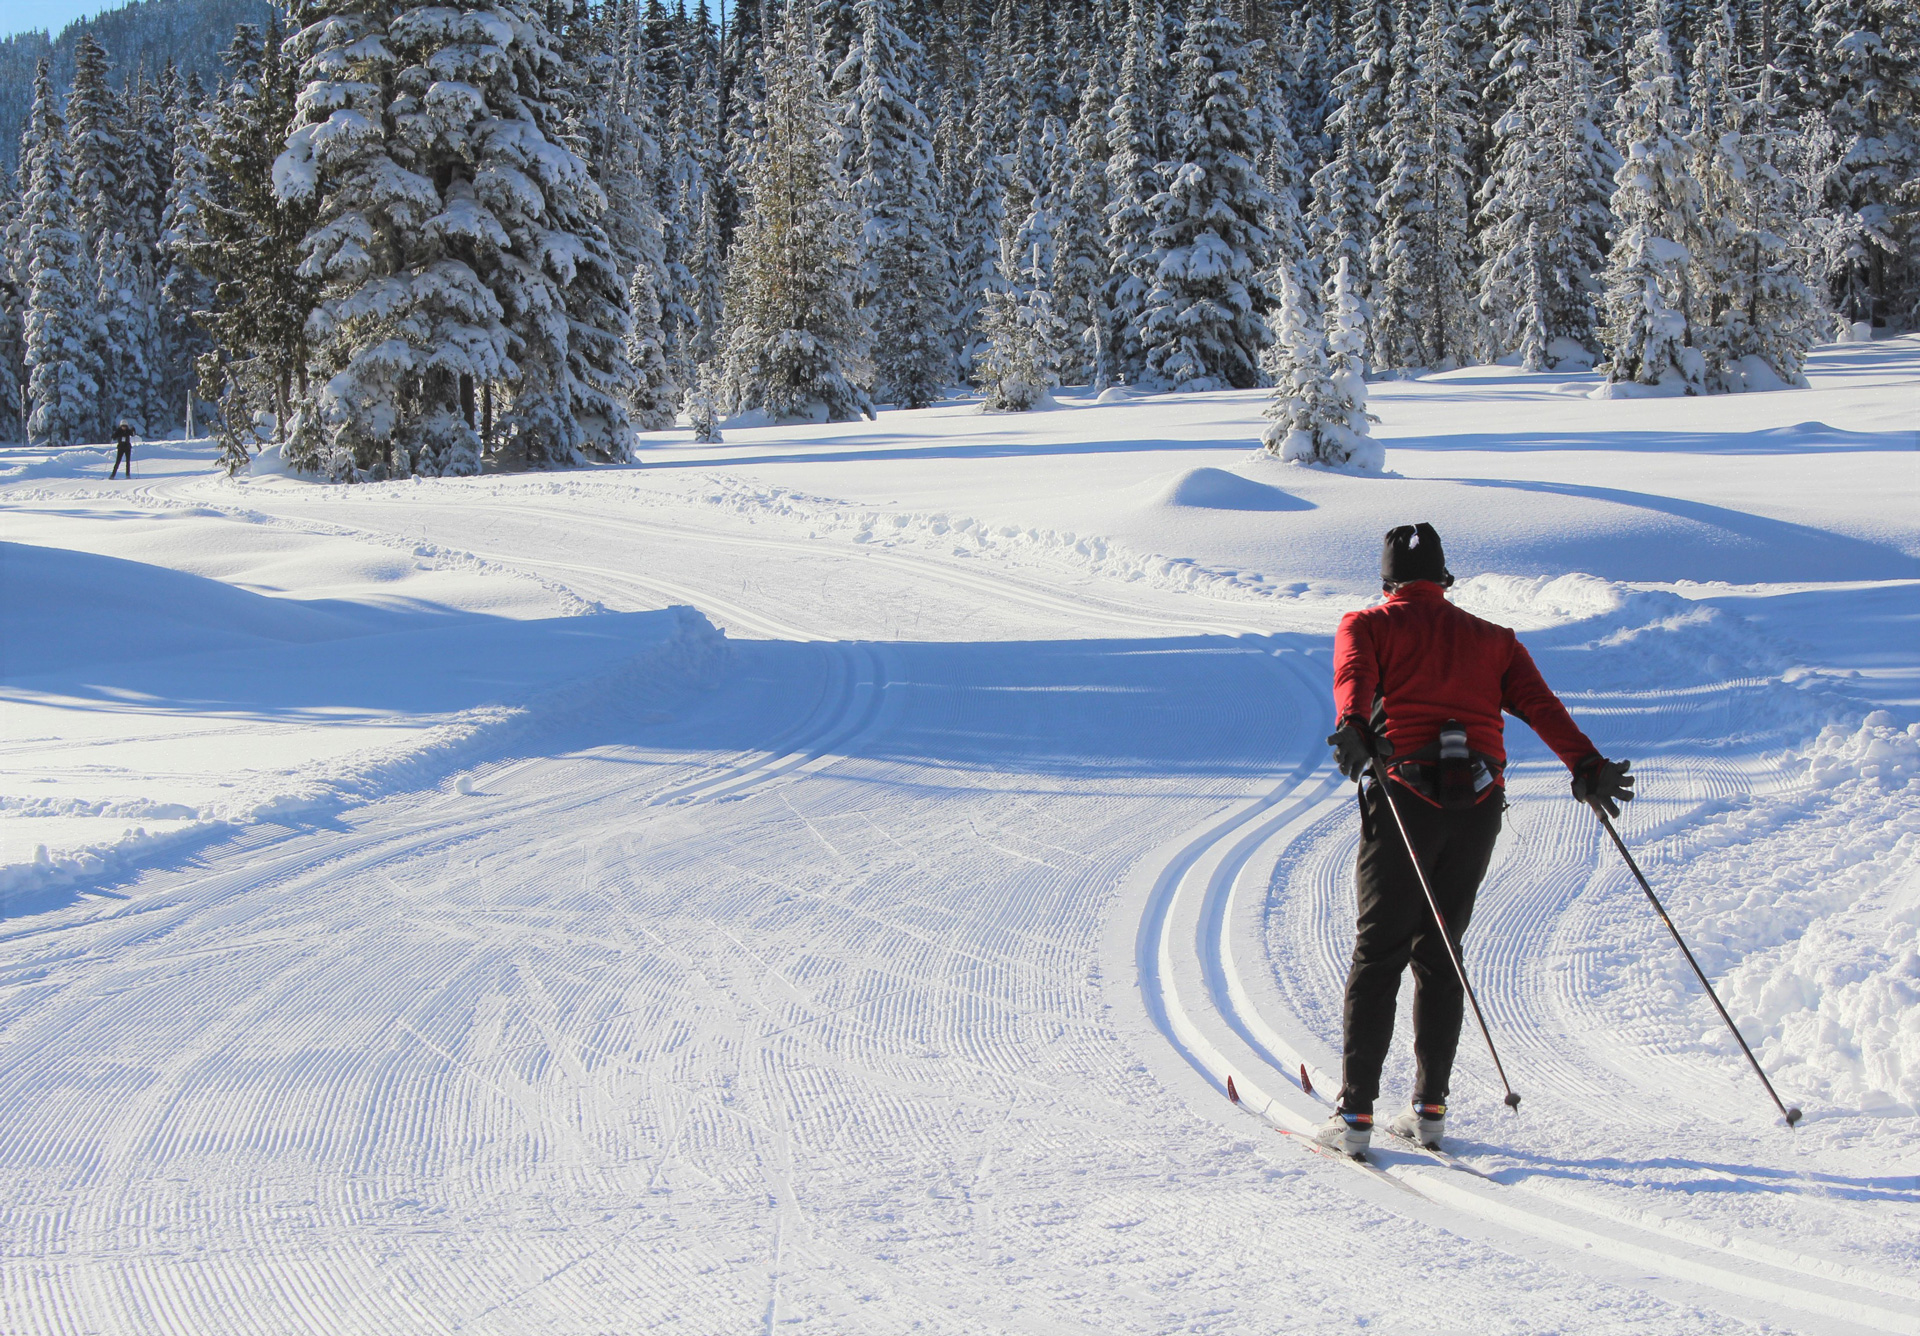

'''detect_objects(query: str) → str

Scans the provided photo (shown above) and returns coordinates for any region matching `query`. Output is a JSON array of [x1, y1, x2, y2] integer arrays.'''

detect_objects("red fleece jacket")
[[1332, 582, 1596, 774]]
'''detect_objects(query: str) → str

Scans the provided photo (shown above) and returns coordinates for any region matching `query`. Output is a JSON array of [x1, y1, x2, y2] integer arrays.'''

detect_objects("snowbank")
[[1709, 716, 1920, 1113], [1, 536, 728, 904]]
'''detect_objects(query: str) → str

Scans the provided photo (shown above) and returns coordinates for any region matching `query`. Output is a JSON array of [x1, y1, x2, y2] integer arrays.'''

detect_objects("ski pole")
[[1588, 801, 1802, 1128], [1370, 760, 1522, 1112]]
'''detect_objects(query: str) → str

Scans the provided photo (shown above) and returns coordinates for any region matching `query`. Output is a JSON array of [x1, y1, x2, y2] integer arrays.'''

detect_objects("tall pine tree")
[[719, 4, 873, 421], [1138, 0, 1274, 391]]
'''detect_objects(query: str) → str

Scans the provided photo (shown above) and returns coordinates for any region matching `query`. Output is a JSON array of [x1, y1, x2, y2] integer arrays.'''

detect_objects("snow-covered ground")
[[1, 340, 1916, 1333]]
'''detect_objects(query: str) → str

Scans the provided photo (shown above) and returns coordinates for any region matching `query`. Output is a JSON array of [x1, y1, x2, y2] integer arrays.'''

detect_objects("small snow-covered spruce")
[[980, 129, 1069, 414], [21, 60, 101, 449], [684, 362, 722, 443], [1597, 0, 1707, 393], [1139, 0, 1275, 393], [1262, 257, 1380, 469], [976, 279, 1065, 412], [719, 5, 873, 423], [626, 262, 679, 430]]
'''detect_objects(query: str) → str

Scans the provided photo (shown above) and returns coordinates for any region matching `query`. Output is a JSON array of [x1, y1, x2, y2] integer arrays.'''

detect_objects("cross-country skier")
[[109, 421, 135, 479], [1314, 524, 1634, 1158]]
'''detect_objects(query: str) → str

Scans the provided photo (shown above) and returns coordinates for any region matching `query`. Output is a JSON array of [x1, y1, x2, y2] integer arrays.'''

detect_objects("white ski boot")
[[1312, 1110, 1372, 1159], [1386, 1102, 1446, 1151]]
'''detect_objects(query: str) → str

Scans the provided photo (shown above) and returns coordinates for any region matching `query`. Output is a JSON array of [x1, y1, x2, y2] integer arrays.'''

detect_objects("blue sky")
[[3, 1, 116, 39]]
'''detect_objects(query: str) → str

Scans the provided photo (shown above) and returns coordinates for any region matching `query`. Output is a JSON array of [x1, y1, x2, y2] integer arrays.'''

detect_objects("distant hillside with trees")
[[0, 0, 272, 172]]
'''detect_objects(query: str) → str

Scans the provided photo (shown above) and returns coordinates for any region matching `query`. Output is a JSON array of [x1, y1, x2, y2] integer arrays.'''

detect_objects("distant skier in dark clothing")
[[109, 421, 134, 479], [1314, 524, 1635, 1158]]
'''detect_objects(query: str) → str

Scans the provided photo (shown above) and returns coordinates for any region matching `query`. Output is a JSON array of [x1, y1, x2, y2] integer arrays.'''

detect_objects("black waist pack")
[[1391, 720, 1500, 810]]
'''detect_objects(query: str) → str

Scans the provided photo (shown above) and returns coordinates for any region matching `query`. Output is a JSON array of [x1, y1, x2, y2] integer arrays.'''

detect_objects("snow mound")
[[660, 474, 1344, 609], [1687, 716, 1920, 1114], [1587, 377, 1696, 400], [2, 539, 373, 675], [1148, 466, 1311, 512], [1, 539, 729, 901]]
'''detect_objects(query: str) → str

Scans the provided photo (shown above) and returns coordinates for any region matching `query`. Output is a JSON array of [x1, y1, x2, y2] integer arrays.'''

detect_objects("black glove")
[[1572, 754, 1635, 817], [1328, 717, 1394, 782]]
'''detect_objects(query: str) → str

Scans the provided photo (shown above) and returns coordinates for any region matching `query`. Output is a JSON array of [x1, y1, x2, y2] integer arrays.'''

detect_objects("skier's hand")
[[1572, 754, 1635, 818], [1328, 717, 1393, 782]]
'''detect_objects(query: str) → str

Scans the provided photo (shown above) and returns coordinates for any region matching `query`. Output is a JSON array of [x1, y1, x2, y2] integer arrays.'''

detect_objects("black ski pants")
[[1338, 780, 1502, 1114], [110, 443, 132, 479]]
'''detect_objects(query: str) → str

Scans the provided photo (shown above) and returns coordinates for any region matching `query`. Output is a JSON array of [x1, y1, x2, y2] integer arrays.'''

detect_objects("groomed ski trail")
[[1118, 651, 1920, 1334], [9, 475, 1914, 1334]]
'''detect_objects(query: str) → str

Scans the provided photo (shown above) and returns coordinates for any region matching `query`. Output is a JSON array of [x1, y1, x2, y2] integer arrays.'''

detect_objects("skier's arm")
[[1500, 638, 1598, 770], [1331, 610, 1379, 729]]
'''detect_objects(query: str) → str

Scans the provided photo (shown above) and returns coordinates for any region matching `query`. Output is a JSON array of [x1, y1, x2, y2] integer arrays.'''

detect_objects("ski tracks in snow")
[[7, 477, 1916, 1333]]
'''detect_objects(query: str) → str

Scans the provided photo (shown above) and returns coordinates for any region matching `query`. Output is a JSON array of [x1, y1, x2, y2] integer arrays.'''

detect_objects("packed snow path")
[[4, 348, 1917, 1332]]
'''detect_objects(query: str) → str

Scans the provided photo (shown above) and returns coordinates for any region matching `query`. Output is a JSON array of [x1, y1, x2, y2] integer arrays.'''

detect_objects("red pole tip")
[[1299, 1063, 1313, 1096], [1227, 1075, 1240, 1104]]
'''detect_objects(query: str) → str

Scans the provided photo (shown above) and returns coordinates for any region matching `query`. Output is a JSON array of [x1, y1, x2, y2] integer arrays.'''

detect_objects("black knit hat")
[[1381, 523, 1453, 587]]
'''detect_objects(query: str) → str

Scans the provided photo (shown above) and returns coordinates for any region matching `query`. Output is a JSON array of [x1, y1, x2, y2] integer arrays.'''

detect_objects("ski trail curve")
[[1123, 648, 1920, 1335]]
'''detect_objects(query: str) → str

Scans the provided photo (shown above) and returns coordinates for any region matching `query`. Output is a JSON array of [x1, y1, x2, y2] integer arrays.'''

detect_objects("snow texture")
[[0, 336, 1916, 1332]]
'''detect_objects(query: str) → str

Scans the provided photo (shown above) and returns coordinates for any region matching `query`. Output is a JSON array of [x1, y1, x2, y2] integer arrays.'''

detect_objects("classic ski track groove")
[[211, 487, 1917, 1325], [1134, 653, 1919, 1334], [14, 482, 1912, 1331]]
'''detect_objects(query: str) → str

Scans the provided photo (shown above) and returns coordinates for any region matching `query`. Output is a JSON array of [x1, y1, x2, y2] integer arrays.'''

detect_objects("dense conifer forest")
[[1, 0, 1914, 476]]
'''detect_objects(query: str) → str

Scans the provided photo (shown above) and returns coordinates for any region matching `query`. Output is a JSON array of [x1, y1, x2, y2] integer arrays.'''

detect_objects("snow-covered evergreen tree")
[[21, 61, 100, 447], [1057, 56, 1115, 386], [1323, 257, 1384, 469], [280, 0, 629, 476], [0, 172, 24, 440], [1262, 259, 1377, 468], [1598, 0, 1708, 391], [191, 19, 316, 468], [1372, 0, 1480, 372], [954, 1, 1018, 379], [547, 5, 640, 464], [626, 255, 680, 429], [684, 359, 722, 441], [977, 248, 1066, 413], [1477, 0, 1618, 367], [1308, 121, 1375, 332], [719, 4, 873, 421], [1805, 0, 1918, 328], [158, 73, 215, 435], [66, 32, 128, 253], [1316, 0, 1396, 323], [95, 227, 160, 436], [1138, 0, 1274, 392], [1690, 7, 1822, 386], [1104, 0, 1164, 383], [837, 0, 953, 407]]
